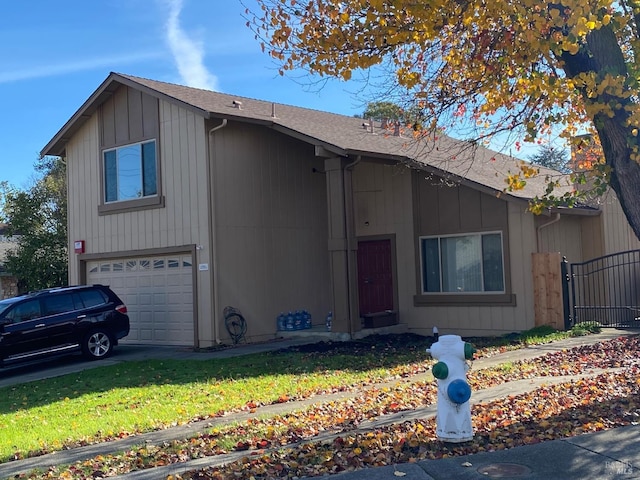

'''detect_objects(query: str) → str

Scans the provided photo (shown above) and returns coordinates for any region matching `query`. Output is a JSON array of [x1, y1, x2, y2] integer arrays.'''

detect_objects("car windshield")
[[0, 298, 21, 317]]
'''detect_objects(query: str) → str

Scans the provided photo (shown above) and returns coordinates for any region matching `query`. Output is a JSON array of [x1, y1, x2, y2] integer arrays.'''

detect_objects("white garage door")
[[86, 254, 194, 346]]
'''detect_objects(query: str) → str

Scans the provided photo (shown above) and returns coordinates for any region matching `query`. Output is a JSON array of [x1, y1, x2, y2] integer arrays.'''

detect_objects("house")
[[0, 224, 19, 299], [41, 72, 640, 347]]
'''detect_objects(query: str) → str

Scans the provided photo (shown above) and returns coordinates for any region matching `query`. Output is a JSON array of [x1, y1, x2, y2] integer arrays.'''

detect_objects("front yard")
[[4, 329, 639, 479]]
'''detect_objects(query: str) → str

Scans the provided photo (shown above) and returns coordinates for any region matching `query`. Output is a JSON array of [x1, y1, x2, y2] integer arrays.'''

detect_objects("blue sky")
[[1, 0, 371, 188]]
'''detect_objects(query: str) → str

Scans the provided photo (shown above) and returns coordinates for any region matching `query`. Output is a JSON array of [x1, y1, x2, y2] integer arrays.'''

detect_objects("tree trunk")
[[597, 118, 640, 241], [560, 26, 640, 241]]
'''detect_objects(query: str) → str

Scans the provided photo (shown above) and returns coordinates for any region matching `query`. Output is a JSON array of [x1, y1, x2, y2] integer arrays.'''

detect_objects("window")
[[77, 289, 107, 308], [104, 140, 157, 203], [6, 300, 42, 323], [42, 294, 77, 316], [421, 232, 505, 294]]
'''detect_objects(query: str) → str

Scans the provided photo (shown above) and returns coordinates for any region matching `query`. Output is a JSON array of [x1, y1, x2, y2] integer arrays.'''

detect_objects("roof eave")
[[548, 205, 601, 216], [271, 124, 348, 158]]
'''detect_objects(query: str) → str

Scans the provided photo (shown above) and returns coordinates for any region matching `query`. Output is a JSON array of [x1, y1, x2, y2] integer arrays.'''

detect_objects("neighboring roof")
[[42, 72, 576, 203]]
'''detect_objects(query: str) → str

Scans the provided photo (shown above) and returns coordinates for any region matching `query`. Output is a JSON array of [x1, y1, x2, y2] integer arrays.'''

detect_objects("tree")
[[362, 101, 429, 131], [0, 157, 68, 292], [529, 145, 572, 173], [363, 101, 403, 123], [246, 0, 640, 239]]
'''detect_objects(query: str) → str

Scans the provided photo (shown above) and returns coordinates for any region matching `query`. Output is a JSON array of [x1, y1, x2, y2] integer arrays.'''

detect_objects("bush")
[[570, 321, 602, 336]]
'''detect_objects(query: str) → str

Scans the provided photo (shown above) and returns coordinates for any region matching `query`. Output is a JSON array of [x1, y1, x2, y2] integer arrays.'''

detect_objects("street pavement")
[[0, 330, 638, 479]]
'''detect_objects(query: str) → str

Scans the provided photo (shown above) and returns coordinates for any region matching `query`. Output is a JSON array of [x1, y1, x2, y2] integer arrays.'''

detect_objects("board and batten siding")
[[412, 202, 536, 336], [66, 100, 214, 345], [353, 161, 414, 324], [352, 164, 537, 336], [536, 190, 640, 266], [209, 122, 331, 341], [535, 215, 586, 264], [600, 190, 640, 254]]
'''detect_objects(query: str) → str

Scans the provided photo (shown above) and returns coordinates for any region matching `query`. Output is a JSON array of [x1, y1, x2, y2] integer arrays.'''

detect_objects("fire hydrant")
[[426, 334, 475, 443]]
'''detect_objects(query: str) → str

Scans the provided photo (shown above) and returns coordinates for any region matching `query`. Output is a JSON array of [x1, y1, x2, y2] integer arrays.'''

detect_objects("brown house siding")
[[99, 85, 159, 148], [209, 122, 332, 340], [413, 173, 514, 306]]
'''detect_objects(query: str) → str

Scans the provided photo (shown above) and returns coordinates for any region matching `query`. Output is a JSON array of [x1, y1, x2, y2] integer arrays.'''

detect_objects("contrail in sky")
[[165, 0, 219, 91]]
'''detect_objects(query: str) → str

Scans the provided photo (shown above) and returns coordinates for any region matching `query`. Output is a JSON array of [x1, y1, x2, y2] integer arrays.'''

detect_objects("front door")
[[357, 239, 395, 315]]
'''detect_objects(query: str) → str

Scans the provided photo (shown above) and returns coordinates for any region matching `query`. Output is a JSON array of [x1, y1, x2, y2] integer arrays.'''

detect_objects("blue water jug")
[[286, 312, 295, 331]]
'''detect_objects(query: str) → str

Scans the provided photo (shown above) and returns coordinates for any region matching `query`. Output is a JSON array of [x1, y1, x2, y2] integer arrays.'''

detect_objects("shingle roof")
[[42, 72, 575, 203]]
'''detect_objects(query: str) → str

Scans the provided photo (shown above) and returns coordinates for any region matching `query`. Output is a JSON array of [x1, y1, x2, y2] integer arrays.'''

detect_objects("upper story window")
[[97, 86, 163, 215], [420, 232, 505, 294], [103, 140, 157, 203]]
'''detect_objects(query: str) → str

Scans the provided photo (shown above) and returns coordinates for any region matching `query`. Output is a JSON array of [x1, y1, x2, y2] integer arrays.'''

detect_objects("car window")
[[5, 300, 42, 323], [77, 289, 108, 308], [0, 298, 20, 317], [42, 294, 77, 316]]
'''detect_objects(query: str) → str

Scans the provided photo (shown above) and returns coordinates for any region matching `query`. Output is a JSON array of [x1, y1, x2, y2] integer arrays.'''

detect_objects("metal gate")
[[563, 250, 640, 328]]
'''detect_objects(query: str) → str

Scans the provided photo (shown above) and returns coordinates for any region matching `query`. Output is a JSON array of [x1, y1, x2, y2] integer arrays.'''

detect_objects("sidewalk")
[[326, 329, 640, 480], [0, 330, 637, 479], [331, 423, 639, 479]]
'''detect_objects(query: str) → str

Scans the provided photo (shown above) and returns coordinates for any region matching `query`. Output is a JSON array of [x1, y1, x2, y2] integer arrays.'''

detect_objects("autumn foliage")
[[246, 0, 640, 239]]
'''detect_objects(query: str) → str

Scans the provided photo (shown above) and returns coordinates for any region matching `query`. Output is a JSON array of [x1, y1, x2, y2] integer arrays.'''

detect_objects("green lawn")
[[0, 335, 433, 462], [0, 326, 592, 464]]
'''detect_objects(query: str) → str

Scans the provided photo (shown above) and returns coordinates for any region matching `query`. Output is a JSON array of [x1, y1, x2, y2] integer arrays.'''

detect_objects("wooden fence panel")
[[532, 252, 564, 330]]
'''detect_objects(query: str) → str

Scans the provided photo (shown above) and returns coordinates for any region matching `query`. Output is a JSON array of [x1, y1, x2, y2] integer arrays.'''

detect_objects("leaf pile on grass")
[[18, 335, 639, 480], [469, 335, 640, 389], [0, 329, 587, 463], [192, 369, 639, 480]]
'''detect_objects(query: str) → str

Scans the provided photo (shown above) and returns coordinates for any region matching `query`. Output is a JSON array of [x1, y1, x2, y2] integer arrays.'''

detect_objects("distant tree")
[[1, 157, 67, 292], [362, 101, 428, 131], [363, 101, 403, 122], [529, 146, 571, 174]]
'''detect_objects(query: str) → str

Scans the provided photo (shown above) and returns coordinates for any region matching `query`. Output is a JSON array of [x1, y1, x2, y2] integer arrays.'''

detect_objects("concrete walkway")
[[0, 330, 637, 479]]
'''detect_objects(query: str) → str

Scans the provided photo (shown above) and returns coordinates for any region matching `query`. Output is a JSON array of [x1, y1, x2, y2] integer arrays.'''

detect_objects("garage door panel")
[[152, 276, 167, 287], [87, 255, 194, 346], [152, 293, 167, 305], [139, 330, 153, 341]]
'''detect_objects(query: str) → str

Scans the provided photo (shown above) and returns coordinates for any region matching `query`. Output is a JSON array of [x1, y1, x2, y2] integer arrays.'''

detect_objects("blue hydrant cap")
[[447, 379, 471, 404]]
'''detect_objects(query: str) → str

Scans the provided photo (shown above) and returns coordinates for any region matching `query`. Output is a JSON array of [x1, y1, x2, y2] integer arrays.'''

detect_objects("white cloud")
[[164, 0, 219, 91]]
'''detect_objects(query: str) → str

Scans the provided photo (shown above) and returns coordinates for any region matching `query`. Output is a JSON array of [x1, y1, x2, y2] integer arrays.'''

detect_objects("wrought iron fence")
[[565, 250, 640, 328]]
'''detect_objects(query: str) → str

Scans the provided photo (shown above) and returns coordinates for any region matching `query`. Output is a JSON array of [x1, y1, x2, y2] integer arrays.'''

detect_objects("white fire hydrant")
[[426, 334, 475, 442]]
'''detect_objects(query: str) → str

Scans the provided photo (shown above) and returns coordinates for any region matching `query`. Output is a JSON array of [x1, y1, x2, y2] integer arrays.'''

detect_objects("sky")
[[1, 0, 375, 188]]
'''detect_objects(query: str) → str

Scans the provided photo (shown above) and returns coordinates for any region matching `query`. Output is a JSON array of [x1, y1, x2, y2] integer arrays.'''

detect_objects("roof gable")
[[41, 72, 573, 202]]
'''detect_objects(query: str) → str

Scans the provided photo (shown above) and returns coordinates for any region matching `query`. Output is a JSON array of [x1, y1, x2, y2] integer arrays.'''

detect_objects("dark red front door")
[[357, 239, 394, 315]]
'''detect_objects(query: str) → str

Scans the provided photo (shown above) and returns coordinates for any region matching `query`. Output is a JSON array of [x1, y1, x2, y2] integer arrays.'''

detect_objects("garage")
[[86, 254, 195, 346]]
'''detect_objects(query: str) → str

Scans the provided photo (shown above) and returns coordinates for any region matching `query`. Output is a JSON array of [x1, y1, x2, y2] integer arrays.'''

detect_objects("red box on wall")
[[74, 240, 85, 254]]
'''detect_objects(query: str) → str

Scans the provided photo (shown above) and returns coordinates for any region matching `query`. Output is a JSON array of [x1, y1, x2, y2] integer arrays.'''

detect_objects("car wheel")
[[82, 330, 113, 360]]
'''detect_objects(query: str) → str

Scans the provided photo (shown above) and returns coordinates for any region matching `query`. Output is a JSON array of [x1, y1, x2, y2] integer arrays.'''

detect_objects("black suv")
[[0, 285, 130, 365]]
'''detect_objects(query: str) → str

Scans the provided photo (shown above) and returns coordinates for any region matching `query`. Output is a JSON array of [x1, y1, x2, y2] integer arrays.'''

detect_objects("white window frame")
[[103, 140, 157, 204]]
